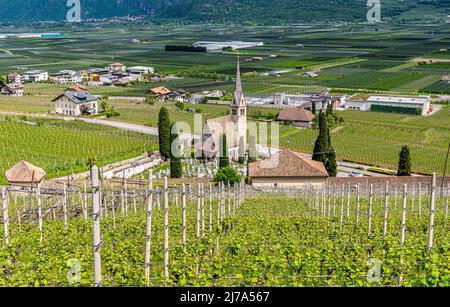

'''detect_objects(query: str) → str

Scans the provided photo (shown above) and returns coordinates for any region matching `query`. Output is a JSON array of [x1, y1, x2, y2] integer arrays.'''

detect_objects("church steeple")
[[231, 57, 246, 117]]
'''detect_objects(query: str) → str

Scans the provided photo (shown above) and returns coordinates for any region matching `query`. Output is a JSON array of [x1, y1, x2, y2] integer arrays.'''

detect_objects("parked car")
[[349, 171, 364, 177]]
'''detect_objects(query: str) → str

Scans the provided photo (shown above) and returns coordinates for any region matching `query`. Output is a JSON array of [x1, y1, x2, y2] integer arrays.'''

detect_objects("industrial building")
[[346, 94, 431, 116]]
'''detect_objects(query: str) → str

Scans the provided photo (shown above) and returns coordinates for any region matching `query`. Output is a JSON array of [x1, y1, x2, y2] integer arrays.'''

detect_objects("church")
[[196, 58, 247, 161]]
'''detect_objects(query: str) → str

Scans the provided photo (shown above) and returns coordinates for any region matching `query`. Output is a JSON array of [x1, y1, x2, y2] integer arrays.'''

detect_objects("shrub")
[[213, 167, 242, 185]]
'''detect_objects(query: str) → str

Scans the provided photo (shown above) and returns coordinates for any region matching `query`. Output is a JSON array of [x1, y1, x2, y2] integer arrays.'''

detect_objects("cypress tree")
[[397, 145, 412, 176], [326, 102, 334, 117], [219, 134, 230, 169], [312, 112, 328, 163], [158, 107, 171, 161], [325, 127, 337, 177], [248, 134, 257, 163], [170, 123, 182, 178], [238, 136, 246, 164], [312, 101, 317, 115]]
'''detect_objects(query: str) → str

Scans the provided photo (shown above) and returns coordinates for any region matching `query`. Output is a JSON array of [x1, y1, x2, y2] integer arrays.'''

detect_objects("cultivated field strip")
[[0, 175, 449, 286]]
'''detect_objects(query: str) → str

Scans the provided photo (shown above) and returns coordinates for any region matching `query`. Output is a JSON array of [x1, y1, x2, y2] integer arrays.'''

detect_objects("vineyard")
[[0, 169, 449, 287], [0, 117, 156, 184]]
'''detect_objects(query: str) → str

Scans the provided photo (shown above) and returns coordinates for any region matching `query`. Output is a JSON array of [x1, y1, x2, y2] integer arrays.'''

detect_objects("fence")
[[0, 169, 448, 286]]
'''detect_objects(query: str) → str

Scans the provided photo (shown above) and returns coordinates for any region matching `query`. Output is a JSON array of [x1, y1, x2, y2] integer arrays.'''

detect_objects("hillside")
[[0, 0, 448, 23]]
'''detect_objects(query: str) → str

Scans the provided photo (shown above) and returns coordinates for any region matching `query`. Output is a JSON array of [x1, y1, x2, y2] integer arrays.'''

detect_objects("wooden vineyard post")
[[209, 183, 213, 233], [133, 188, 137, 214], [216, 183, 221, 252], [182, 183, 187, 253], [333, 185, 337, 217], [355, 184, 360, 230], [163, 177, 169, 281], [217, 183, 222, 223], [321, 186, 326, 217], [196, 184, 201, 239], [411, 184, 416, 213], [91, 166, 102, 287], [398, 184, 408, 285], [124, 181, 129, 218], [393, 187, 397, 211], [383, 183, 390, 240], [111, 195, 116, 228], [145, 170, 153, 285], [84, 180, 88, 220], [428, 173, 436, 250], [418, 183, 422, 221], [327, 186, 332, 217], [227, 181, 231, 214], [201, 184, 205, 237], [400, 184, 408, 245], [346, 184, 351, 220], [233, 183, 236, 215], [120, 187, 125, 215], [63, 184, 68, 228], [2, 187, 9, 245], [368, 184, 373, 238], [37, 183, 43, 243]]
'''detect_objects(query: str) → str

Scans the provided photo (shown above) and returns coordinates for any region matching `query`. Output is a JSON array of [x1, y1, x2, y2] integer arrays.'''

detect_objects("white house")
[[7, 73, 24, 84], [53, 89, 98, 116], [50, 70, 82, 84], [23, 70, 48, 82], [189, 90, 224, 104], [1, 83, 24, 96], [108, 63, 126, 72], [126, 66, 154, 75]]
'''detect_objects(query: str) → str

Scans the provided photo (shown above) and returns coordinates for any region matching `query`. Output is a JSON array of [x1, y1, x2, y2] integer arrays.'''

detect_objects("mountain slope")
[[0, 0, 448, 23]]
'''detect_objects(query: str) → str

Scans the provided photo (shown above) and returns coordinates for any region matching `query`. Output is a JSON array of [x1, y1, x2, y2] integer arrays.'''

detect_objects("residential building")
[[196, 59, 247, 161], [273, 90, 345, 110], [189, 90, 224, 104], [7, 73, 23, 84], [53, 89, 98, 116], [23, 70, 48, 82], [146, 87, 174, 102], [277, 107, 314, 128], [248, 149, 329, 188], [108, 63, 126, 72], [126, 66, 155, 75], [1, 83, 24, 96], [346, 94, 431, 116], [49, 70, 82, 84]]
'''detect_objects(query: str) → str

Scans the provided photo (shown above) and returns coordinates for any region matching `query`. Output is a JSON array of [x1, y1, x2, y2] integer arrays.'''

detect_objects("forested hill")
[[0, 0, 448, 23]]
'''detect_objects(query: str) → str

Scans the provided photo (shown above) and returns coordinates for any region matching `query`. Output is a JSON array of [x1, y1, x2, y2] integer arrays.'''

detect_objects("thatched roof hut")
[[5, 161, 46, 186]]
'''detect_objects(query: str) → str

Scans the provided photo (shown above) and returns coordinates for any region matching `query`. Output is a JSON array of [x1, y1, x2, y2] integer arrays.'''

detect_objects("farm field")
[[260, 108, 450, 175], [0, 117, 156, 184], [1, 186, 449, 287], [0, 23, 448, 97]]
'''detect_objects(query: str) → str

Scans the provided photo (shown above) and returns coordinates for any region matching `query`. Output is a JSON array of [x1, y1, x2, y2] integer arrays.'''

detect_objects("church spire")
[[232, 56, 245, 108]]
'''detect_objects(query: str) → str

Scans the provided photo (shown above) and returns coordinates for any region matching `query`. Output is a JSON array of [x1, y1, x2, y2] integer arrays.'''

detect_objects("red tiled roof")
[[249, 149, 329, 178], [277, 107, 314, 122]]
